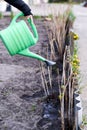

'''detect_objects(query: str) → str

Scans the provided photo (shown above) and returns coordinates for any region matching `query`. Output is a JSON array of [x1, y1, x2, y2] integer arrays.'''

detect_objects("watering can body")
[[0, 20, 37, 55], [0, 12, 38, 56], [0, 12, 56, 66]]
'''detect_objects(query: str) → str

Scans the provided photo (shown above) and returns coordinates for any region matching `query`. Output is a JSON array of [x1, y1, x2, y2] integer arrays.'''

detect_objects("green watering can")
[[0, 12, 56, 66]]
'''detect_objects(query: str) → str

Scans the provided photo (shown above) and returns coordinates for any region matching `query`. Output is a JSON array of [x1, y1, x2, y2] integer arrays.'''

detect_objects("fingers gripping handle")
[[27, 18, 38, 43]]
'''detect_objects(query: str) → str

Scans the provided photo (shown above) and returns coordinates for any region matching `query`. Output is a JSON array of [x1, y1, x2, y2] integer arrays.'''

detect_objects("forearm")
[[5, 0, 32, 16]]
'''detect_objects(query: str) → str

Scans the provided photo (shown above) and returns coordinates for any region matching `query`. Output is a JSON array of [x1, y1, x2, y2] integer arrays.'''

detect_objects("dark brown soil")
[[0, 17, 62, 130]]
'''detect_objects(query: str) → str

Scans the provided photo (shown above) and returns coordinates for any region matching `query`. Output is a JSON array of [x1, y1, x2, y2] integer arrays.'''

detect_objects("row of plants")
[[40, 7, 81, 130], [48, 0, 84, 3], [48, 0, 68, 3]]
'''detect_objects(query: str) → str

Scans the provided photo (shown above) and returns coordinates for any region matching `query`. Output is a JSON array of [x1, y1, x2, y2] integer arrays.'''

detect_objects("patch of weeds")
[[48, 0, 68, 3], [0, 12, 3, 19], [68, 10, 76, 22], [33, 15, 42, 19], [31, 104, 36, 111], [79, 115, 86, 130], [48, 14, 53, 19], [83, 115, 87, 125], [10, 11, 14, 19]]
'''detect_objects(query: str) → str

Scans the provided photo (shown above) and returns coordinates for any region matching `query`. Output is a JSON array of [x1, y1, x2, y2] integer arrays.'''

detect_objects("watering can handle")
[[27, 18, 38, 42], [10, 12, 38, 42]]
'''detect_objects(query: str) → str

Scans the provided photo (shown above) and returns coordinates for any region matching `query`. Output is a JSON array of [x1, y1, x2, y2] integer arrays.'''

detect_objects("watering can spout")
[[45, 60, 56, 66], [18, 49, 56, 66], [18, 49, 46, 61]]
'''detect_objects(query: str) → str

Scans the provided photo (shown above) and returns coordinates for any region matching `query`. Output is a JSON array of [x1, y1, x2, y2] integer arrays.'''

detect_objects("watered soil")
[[0, 17, 62, 130]]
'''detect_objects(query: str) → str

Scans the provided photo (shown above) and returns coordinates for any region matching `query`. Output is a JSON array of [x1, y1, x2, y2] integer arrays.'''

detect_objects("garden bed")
[[0, 17, 48, 130], [0, 10, 82, 130], [0, 16, 62, 130]]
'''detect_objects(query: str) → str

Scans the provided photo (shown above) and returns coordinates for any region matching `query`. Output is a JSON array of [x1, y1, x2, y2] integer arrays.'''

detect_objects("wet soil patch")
[[43, 93, 60, 120], [37, 92, 61, 130]]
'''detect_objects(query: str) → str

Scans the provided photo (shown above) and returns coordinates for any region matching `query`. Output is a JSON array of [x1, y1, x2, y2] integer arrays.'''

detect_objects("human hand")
[[26, 15, 33, 22]]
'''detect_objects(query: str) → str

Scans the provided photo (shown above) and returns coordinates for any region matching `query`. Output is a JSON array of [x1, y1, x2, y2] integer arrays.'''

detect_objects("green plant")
[[68, 10, 76, 22], [10, 11, 14, 19], [83, 115, 87, 125], [0, 12, 3, 19], [71, 42, 80, 76], [33, 15, 42, 19], [48, 0, 68, 3], [31, 105, 36, 111]]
